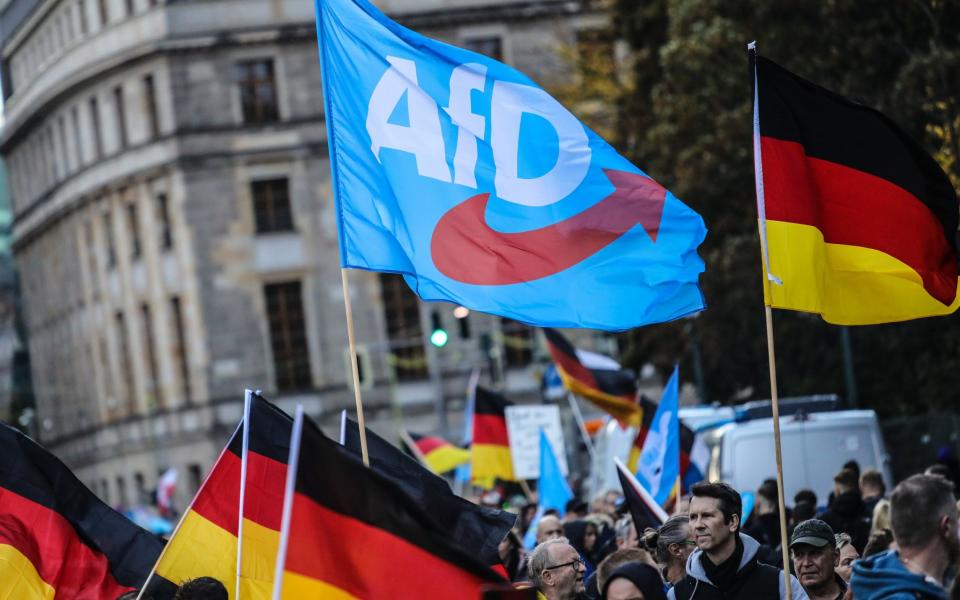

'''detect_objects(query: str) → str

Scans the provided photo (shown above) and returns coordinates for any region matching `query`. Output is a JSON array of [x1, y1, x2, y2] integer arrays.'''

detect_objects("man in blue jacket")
[[852, 473, 957, 600]]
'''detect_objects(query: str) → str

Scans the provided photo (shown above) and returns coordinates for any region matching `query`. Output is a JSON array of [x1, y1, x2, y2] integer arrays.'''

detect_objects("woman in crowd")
[[641, 514, 696, 587]]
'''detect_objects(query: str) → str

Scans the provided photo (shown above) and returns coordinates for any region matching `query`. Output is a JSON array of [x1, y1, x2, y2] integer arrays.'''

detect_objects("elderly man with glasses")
[[529, 537, 587, 600]]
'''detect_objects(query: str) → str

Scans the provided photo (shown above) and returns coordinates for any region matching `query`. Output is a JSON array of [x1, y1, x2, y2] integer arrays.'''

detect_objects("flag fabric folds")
[[523, 430, 573, 549], [615, 457, 669, 538], [315, 0, 706, 331], [471, 386, 516, 484], [635, 366, 680, 507], [752, 50, 960, 325], [341, 418, 516, 567], [146, 393, 291, 599], [628, 396, 707, 494], [0, 422, 165, 599], [402, 431, 471, 474], [275, 411, 507, 598], [544, 328, 640, 426]]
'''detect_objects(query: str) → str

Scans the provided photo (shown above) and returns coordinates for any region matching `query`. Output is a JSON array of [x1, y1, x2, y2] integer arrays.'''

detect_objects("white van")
[[707, 410, 893, 502]]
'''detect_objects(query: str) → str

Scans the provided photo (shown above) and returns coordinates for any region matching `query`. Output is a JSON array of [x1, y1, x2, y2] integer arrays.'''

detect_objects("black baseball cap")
[[789, 519, 836, 549]]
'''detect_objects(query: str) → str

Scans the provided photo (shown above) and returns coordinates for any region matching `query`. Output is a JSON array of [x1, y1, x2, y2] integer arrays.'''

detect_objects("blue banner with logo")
[[315, 0, 707, 330]]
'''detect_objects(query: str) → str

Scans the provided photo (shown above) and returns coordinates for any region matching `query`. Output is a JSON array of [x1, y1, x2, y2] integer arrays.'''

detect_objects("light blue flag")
[[523, 430, 573, 549], [314, 0, 707, 331], [636, 365, 680, 507]]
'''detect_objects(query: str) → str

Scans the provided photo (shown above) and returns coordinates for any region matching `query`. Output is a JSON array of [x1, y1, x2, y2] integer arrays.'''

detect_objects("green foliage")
[[601, 0, 960, 414]]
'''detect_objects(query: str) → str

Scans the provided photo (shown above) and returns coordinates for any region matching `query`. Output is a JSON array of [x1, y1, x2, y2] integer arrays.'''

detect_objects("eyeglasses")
[[544, 558, 586, 572]]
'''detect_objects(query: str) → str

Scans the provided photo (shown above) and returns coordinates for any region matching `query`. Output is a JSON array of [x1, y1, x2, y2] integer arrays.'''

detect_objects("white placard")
[[505, 405, 568, 480]]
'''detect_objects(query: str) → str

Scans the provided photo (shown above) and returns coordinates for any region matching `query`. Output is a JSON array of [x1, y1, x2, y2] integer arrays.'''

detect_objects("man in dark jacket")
[[820, 468, 871, 553], [668, 482, 807, 600], [851, 474, 957, 600]]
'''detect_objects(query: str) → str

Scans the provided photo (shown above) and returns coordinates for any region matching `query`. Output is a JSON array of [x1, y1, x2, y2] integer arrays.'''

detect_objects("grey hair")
[[642, 514, 690, 565], [835, 532, 853, 550], [528, 536, 571, 587]]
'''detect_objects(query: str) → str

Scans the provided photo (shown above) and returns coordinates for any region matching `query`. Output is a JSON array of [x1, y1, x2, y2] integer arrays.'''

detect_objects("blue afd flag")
[[636, 365, 680, 506], [315, 0, 707, 330], [523, 430, 573, 549]]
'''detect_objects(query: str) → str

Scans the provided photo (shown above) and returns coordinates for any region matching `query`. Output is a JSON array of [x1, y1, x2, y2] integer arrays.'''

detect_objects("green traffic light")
[[430, 328, 449, 347]]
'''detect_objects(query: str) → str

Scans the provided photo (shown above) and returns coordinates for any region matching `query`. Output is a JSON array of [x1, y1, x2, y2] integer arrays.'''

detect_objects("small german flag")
[[401, 431, 470, 475], [471, 386, 516, 484], [145, 393, 291, 599], [275, 410, 508, 598], [752, 50, 960, 325], [544, 328, 640, 426], [0, 422, 165, 599]]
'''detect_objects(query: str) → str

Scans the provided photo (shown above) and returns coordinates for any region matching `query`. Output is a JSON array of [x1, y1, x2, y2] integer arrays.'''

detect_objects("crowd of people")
[[510, 461, 960, 600], [119, 461, 960, 599]]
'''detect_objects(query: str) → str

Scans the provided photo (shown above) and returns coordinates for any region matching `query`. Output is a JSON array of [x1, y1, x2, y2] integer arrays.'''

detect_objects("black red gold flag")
[[752, 50, 960, 324], [0, 422, 165, 599]]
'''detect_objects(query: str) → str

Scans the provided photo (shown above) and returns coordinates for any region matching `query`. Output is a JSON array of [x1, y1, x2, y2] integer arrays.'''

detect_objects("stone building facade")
[[0, 0, 612, 509]]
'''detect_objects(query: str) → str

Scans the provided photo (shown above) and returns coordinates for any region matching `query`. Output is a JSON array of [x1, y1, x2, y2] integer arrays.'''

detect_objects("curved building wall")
[[0, 0, 599, 508]]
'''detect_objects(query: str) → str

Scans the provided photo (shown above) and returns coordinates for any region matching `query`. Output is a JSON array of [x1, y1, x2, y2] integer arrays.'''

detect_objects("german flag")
[[0, 422, 165, 599], [752, 50, 960, 325], [471, 386, 516, 484], [543, 328, 640, 426], [145, 393, 291, 599], [275, 411, 508, 599], [342, 417, 517, 567], [401, 431, 470, 475]]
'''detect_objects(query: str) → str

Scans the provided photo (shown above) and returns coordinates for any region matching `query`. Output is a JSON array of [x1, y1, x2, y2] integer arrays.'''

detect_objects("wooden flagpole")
[[134, 422, 244, 600], [566, 392, 597, 462], [235, 390, 253, 600], [271, 405, 304, 600], [340, 268, 369, 466], [750, 41, 793, 600]]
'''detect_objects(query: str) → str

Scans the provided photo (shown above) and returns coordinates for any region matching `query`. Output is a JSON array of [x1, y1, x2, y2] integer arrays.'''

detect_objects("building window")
[[156, 193, 172, 249], [125, 0, 134, 16], [235, 59, 279, 124], [188, 464, 202, 495], [134, 472, 146, 503], [170, 296, 191, 402], [501, 318, 533, 368], [85, 220, 99, 299], [90, 96, 103, 158], [143, 74, 159, 139], [103, 211, 116, 268], [98, 0, 108, 25], [57, 116, 70, 173], [463, 36, 503, 61], [115, 475, 127, 507], [126, 202, 141, 259], [78, 0, 88, 35], [113, 86, 127, 149], [379, 274, 427, 381], [116, 311, 136, 412], [141, 303, 160, 408], [71, 106, 83, 165], [251, 178, 293, 233], [264, 281, 312, 391]]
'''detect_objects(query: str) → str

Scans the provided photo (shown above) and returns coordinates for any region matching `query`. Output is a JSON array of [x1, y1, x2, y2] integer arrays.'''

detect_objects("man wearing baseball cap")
[[790, 520, 847, 600]]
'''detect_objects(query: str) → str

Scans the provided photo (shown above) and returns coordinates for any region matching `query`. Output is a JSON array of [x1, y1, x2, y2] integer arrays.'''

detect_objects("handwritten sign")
[[505, 405, 568, 480]]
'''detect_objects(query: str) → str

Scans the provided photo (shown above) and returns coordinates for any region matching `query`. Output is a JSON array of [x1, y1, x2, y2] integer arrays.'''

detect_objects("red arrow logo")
[[431, 169, 666, 285]]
